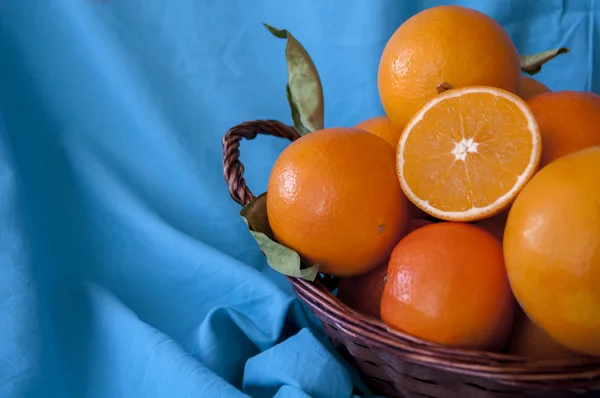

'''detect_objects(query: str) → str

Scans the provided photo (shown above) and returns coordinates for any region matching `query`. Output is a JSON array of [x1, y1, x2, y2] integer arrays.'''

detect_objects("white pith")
[[396, 86, 541, 220], [451, 137, 480, 161]]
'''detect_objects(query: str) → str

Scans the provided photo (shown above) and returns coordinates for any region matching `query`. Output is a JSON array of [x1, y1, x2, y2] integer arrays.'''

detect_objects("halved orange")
[[397, 86, 541, 222]]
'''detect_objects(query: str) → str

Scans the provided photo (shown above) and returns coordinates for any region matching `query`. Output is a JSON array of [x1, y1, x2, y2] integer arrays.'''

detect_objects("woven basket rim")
[[290, 277, 600, 377], [222, 118, 600, 389]]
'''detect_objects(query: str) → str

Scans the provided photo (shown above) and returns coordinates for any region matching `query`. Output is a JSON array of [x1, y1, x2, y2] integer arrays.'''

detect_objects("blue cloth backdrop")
[[0, 1, 598, 397]]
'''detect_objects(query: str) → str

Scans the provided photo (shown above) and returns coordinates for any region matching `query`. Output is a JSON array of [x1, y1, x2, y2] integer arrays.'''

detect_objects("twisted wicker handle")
[[222, 120, 301, 206]]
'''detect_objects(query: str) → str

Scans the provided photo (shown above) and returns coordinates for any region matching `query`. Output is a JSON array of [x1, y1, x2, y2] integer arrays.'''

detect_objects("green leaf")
[[264, 23, 324, 136], [520, 47, 570, 75], [240, 193, 320, 281]]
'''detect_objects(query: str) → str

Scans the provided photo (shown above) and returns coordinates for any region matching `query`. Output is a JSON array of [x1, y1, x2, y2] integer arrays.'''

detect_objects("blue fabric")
[[0, 1, 597, 397]]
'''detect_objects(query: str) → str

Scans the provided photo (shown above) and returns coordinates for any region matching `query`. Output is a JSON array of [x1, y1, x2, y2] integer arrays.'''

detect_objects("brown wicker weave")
[[222, 119, 600, 398]]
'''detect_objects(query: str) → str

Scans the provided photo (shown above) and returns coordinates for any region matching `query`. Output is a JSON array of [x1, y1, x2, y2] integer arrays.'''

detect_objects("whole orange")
[[506, 308, 584, 360], [519, 75, 551, 100], [338, 219, 433, 318], [354, 115, 403, 149], [526, 91, 600, 167], [378, 5, 521, 129], [267, 127, 411, 277], [406, 218, 434, 233], [473, 210, 509, 242], [504, 146, 600, 356], [337, 262, 387, 319], [381, 222, 515, 350]]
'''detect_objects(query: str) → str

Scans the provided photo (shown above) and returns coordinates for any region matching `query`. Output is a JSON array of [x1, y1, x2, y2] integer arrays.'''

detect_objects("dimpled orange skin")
[[378, 5, 521, 129], [519, 76, 551, 100], [526, 91, 600, 167], [381, 222, 515, 350], [504, 146, 600, 356], [267, 128, 411, 277]]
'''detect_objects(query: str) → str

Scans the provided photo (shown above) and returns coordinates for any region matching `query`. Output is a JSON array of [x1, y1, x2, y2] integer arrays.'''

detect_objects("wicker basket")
[[222, 119, 600, 398]]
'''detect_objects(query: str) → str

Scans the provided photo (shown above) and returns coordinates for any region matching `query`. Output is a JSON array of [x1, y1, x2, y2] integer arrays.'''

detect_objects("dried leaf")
[[240, 192, 272, 237], [240, 193, 320, 281], [520, 48, 570, 75], [263, 23, 324, 136]]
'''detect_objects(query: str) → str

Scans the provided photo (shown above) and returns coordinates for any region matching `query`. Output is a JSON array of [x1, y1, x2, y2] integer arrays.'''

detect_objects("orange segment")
[[397, 86, 541, 221]]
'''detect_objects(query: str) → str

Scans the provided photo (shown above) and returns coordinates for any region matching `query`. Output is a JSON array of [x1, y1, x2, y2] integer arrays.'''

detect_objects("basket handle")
[[222, 120, 301, 206]]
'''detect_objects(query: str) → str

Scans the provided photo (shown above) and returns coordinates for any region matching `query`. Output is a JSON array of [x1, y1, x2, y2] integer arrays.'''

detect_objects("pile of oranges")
[[265, 5, 600, 358]]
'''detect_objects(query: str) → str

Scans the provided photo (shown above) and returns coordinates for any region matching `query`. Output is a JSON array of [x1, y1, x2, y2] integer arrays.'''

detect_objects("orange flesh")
[[398, 87, 540, 220]]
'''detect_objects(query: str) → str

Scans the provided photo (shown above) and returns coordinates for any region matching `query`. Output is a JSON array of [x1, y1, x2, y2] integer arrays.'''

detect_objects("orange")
[[381, 222, 515, 350], [378, 5, 521, 129], [353, 114, 425, 229], [506, 308, 584, 360], [397, 86, 541, 222], [354, 115, 403, 149], [267, 127, 411, 277], [408, 203, 429, 220], [504, 146, 600, 356], [473, 210, 509, 242], [406, 218, 434, 233], [338, 262, 387, 318], [526, 91, 600, 167], [338, 219, 432, 318], [519, 75, 551, 100], [352, 115, 433, 219]]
